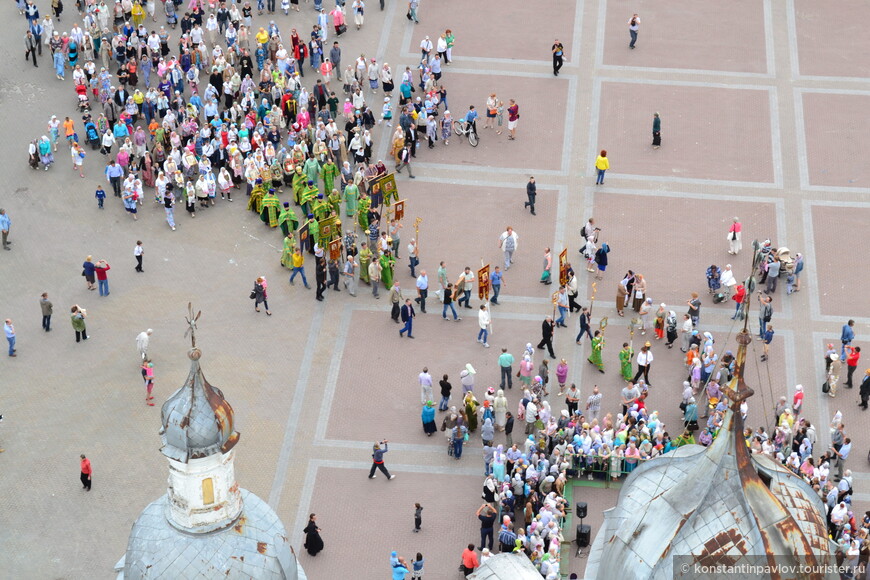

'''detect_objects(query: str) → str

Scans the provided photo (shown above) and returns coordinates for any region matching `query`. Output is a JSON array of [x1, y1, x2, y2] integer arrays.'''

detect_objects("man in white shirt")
[[680, 314, 693, 352], [457, 267, 475, 308], [134, 241, 144, 272], [498, 226, 518, 270], [632, 344, 654, 386], [342, 255, 357, 297]]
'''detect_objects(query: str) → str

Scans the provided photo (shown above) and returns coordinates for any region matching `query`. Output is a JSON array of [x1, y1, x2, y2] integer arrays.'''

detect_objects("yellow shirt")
[[595, 156, 610, 171], [256, 30, 269, 45], [292, 253, 304, 268]]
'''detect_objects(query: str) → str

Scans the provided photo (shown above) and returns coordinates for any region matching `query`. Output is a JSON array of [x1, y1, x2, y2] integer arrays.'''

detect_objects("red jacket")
[[846, 347, 860, 368], [732, 284, 746, 304]]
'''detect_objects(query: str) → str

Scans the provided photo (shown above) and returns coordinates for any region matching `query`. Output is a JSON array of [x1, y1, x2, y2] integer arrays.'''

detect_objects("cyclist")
[[461, 105, 479, 138]]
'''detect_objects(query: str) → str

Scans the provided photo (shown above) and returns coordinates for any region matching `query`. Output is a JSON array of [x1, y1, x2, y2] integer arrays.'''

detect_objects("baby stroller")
[[84, 121, 100, 150]]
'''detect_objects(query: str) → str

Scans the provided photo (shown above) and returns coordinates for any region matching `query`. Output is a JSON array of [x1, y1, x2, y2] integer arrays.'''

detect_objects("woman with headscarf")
[[493, 389, 508, 431], [421, 400, 436, 436], [459, 363, 475, 394], [665, 310, 678, 349], [38, 136, 54, 169], [631, 273, 646, 312], [481, 417, 494, 446], [492, 449, 506, 483]]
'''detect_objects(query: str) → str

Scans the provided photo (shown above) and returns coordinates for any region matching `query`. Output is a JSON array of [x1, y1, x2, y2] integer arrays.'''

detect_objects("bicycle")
[[452, 119, 479, 147]]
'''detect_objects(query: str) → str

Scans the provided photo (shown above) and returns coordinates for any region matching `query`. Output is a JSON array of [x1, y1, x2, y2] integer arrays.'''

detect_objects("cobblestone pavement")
[[0, 0, 868, 578]]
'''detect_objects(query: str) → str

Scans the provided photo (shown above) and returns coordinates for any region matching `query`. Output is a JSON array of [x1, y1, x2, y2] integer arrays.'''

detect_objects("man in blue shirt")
[[490, 266, 503, 304], [463, 105, 478, 137], [841, 319, 855, 360], [105, 160, 125, 197], [0, 209, 11, 251]]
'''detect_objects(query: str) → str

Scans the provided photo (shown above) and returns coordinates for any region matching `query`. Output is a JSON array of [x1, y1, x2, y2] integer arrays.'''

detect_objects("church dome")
[[585, 408, 832, 580], [119, 490, 304, 580], [160, 348, 239, 463]]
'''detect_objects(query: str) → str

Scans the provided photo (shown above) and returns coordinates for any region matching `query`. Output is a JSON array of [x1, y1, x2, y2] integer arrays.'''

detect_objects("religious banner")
[[478, 264, 491, 301], [391, 199, 406, 222], [319, 218, 336, 243], [328, 238, 342, 261], [370, 172, 398, 207], [559, 248, 569, 286], [298, 221, 310, 251]]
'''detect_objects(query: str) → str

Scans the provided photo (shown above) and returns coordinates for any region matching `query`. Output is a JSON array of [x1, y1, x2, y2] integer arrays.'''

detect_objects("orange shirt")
[[461, 549, 479, 569], [63, 119, 75, 137]]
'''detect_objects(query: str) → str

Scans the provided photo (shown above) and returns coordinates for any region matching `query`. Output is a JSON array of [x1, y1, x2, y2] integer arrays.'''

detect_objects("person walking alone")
[[134, 240, 144, 272], [0, 209, 12, 251], [136, 328, 152, 361], [80, 454, 92, 491], [368, 440, 396, 480], [40, 292, 53, 332], [498, 226, 518, 270], [4, 319, 16, 357], [524, 176, 536, 215], [477, 304, 491, 348], [595, 150, 609, 185], [628, 13, 640, 49], [727, 217, 742, 255], [652, 112, 661, 148], [551, 39, 564, 76], [70, 305, 88, 342], [396, 143, 415, 178], [399, 298, 416, 338]]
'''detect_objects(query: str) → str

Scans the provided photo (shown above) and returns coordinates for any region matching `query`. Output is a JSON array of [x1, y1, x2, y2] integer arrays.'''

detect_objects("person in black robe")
[[303, 514, 324, 556]]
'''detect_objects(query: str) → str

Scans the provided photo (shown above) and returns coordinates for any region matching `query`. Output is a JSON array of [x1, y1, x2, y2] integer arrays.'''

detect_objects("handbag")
[[81, 269, 87, 276], [249, 290, 257, 299], [822, 381, 830, 394], [337, 23, 347, 35], [635, 290, 644, 299], [406, 10, 412, 19]]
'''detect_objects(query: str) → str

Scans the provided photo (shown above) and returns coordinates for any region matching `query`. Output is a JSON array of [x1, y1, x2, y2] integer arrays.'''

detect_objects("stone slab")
[[801, 92, 870, 188]]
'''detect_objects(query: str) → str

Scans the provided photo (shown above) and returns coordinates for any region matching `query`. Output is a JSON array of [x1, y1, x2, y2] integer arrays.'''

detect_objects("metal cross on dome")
[[184, 302, 201, 348]]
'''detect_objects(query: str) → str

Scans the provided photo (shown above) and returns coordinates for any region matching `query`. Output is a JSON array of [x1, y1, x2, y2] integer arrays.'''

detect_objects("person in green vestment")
[[305, 214, 319, 255], [292, 167, 307, 205], [280, 234, 297, 268], [247, 179, 266, 213], [344, 182, 359, 217], [357, 195, 371, 232], [278, 202, 299, 237], [464, 391, 479, 432], [380, 249, 395, 289], [260, 189, 282, 227], [619, 343, 634, 381], [303, 154, 321, 187], [321, 159, 339, 194], [327, 188, 341, 217], [588, 331, 605, 372], [312, 194, 330, 222], [300, 181, 319, 217], [358, 242, 372, 284]]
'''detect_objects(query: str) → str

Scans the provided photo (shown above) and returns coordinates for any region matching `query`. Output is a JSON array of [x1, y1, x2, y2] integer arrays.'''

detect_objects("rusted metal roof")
[[160, 348, 240, 463], [585, 328, 834, 579]]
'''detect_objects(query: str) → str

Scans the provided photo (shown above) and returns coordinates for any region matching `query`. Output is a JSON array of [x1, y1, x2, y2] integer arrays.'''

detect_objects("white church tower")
[[116, 310, 306, 579]]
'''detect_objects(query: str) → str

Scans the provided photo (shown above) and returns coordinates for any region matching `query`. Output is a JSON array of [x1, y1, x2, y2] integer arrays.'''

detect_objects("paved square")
[[601, 0, 769, 74], [792, 0, 870, 79], [406, 0, 577, 62], [810, 204, 870, 317], [404, 182, 561, 297], [296, 467, 483, 579], [800, 91, 870, 188], [1, 0, 867, 577], [595, 82, 776, 183], [588, 191, 779, 303], [417, 72, 569, 172], [326, 310, 549, 443]]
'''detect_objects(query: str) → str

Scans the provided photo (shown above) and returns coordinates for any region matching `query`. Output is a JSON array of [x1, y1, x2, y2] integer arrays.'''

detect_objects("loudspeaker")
[[576, 524, 591, 547], [575, 502, 588, 519]]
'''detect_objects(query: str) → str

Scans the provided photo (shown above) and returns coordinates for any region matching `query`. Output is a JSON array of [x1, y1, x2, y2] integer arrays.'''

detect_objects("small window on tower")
[[202, 478, 215, 505]]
